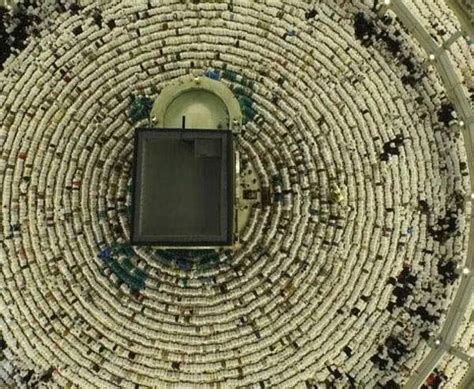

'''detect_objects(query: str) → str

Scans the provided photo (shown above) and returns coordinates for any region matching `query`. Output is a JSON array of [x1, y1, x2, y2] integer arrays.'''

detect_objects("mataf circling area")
[[0, 0, 473, 388]]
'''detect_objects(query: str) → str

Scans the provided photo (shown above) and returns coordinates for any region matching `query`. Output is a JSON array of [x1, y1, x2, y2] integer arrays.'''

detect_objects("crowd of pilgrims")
[[0, 1, 466, 388]]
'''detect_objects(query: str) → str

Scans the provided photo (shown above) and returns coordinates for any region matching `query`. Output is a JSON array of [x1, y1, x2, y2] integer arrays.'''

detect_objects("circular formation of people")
[[0, 0, 472, 388]]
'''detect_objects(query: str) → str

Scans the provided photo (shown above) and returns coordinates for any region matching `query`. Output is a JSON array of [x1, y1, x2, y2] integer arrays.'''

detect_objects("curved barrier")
[[150, 75, 242, 131]]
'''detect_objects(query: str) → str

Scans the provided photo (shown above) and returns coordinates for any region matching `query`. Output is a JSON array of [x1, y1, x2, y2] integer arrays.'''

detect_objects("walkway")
[[383, 2, 474, 389]]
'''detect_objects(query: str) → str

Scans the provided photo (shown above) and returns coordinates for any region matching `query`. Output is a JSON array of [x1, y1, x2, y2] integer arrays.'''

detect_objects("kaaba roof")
[[130, 128, 234, 246]]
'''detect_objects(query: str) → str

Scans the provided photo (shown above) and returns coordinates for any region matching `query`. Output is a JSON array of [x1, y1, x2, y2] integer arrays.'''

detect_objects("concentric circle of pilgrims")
[[0, 0, 472, 388]]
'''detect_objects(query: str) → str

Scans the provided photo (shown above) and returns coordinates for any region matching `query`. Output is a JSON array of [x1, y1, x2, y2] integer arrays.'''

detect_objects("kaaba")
[[131, 128, 234, 246]]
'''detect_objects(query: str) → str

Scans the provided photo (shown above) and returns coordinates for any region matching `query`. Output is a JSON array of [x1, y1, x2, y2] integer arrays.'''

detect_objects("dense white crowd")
[[0, 0, 472, 388]]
